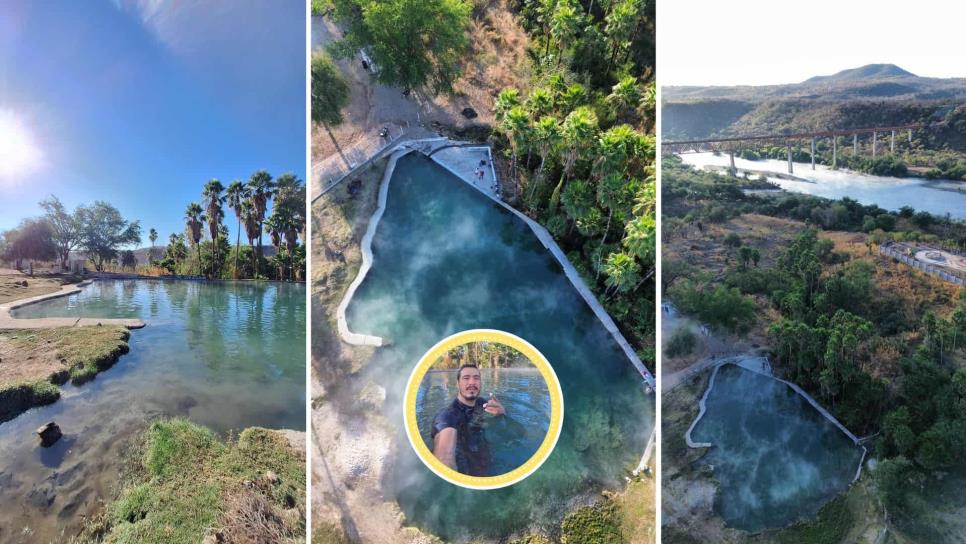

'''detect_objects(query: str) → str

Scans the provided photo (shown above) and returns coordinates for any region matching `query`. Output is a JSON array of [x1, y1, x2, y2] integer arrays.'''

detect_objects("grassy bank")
[[78, 419, 305, 544], [0, 326, 131, 422]]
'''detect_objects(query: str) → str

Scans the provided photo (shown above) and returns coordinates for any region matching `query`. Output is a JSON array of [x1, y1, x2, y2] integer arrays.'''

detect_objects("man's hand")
[[483, 394, 505, 416]]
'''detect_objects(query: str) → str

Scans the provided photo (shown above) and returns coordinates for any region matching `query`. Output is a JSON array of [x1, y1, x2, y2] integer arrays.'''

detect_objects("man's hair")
[[456, 364, 479, 380]]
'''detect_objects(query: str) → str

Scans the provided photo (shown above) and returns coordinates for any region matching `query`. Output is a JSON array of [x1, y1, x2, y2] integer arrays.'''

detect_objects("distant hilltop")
[[803, 63, 917, 84], [662, 64, 966, 141]]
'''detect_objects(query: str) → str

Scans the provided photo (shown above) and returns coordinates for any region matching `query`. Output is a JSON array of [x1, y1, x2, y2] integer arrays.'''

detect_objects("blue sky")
[[0, 1, 305, 247]]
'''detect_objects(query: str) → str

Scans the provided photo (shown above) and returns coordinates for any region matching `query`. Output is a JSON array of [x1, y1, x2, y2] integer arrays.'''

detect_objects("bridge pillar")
[[891, 130, 895, 154], [872, 130, 877, 159], [787, 145, 793, 174], [728, 151, 737, 177], [832, 136, 837, 169], [853, 134, 858, 155], [908, 129, 912, 143], [810, 137, 816, 170]]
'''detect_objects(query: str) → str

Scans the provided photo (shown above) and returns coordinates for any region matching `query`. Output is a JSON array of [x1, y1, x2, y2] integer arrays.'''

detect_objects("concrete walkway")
[[0, 281, 145, 330]]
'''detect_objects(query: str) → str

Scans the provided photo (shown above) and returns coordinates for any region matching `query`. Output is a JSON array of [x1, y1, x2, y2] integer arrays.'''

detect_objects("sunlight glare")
[[0, 110, 43, 182]]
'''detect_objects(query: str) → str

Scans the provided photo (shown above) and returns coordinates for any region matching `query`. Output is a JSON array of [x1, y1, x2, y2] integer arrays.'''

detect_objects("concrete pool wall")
[[0, 280, 145, 329], [334, 137, 655, 389], [686, 361, 867, 483]]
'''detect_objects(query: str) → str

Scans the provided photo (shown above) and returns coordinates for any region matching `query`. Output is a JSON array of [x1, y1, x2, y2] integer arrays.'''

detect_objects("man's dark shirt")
[[431, 396, 491, 476]]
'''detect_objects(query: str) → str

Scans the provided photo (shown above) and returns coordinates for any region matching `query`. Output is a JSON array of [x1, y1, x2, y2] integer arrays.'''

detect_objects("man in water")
[[431, 364, 505, 476]]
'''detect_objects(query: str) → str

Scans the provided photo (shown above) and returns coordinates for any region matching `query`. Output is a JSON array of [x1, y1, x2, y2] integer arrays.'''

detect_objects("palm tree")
[[240, 200, 260, 277], [606, 76, 641, 121], [530, 116, 561, 199], [264, 214, 284, 280], [148, 228, 158, 261], [225, 180, 249, 278], [595, 173, 626, 278], [494, 88, 521, 123], [202, 179, 225, 276], [502, 106, 531, 182], [526, 87, 554, 118], [603, 251, 640, 297], [550, 1, 581, 66], [247, 171, 275, 276], [550, 106, 598, 210], [184, 202, 205, 275]]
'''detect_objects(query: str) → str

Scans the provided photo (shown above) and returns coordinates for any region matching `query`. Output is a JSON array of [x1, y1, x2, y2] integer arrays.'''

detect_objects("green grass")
[[82, 419, 305, 544], [0, 380, 60, 422], [560, 500, 623, 544], [771, 493, 853, 544]]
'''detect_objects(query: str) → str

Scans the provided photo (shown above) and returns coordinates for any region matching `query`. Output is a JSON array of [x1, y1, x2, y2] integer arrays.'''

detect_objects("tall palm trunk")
[[595, 209, 613, 280], [234, 219, 241, 279]]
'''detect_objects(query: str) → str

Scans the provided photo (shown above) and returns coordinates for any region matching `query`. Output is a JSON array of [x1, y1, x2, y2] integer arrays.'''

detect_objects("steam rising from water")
[[691, 364, 863, 532], [345, 154, 654, 540]]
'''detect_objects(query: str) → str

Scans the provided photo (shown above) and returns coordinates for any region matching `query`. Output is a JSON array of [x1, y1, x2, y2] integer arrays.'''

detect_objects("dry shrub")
[[213, 489, 300, 544]]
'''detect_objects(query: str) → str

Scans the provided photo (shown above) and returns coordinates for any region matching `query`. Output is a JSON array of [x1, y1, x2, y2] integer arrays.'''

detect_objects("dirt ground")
[[311, 0, 531, 170], [0, 268, 78, 304], [0, 326, 130, 388]]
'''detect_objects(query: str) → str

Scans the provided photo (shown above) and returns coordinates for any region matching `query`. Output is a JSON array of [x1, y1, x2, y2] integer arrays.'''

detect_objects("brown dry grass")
[[0, 268, 78, 304], [0, 326, 130, 388], [311, 159, 385, 394]]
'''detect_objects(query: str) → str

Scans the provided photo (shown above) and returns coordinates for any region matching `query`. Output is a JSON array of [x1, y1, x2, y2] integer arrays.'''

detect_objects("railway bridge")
[[663, 123, 928, 176]]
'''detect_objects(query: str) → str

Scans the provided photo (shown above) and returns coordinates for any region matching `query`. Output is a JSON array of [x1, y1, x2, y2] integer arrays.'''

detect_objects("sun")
[[0, 110, 43, 181]]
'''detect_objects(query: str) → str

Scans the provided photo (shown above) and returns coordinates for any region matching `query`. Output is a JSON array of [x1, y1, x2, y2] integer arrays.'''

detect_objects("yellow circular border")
[[403, 329, 564, 490]]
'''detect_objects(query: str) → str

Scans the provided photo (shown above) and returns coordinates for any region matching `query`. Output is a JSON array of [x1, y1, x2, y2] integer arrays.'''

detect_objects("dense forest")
[[663, 158, 966, 534], [492, 0, 657, 365], [432, 342, 533, 369]]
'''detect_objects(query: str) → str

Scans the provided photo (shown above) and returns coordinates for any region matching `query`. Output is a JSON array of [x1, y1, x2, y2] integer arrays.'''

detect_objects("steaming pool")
[[689, 364, 864, 532], [416, 368, 550, 477], [1, 280, 305, 542], [345, 153, 655, 540]]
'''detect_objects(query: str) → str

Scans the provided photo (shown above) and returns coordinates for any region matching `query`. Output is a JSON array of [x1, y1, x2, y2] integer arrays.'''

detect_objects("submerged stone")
[[36, 422, 62, 448]]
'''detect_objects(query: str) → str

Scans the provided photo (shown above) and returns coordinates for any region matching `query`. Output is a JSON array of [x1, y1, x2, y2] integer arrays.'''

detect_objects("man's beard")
[[461, 387, 479, 401]]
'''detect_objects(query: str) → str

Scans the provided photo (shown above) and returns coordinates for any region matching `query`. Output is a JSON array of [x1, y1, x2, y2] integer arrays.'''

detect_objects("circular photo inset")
[[404, 329, 564, 490]]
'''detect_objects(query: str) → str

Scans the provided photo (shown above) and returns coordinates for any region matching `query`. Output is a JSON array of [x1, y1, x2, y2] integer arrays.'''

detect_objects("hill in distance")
[[662, 64, 966, 140]]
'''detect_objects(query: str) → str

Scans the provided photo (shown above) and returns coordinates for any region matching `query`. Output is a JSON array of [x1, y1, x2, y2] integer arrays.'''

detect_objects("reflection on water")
[[416, 369, 550, 476], [346, 154, 654, 540], [680, 152, 966, 220], [691, 364, 864, 532], [1, 280, 305, 543]]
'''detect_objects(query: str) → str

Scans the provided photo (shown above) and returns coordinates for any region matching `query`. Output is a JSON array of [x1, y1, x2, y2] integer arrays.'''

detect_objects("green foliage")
[[330, 0, 471, 93], [560, 500, 622, 544], [669, 281, 755, 334], [311, 51, 351, 125], [78, 201, 141, 272], [773, 493, 853, 544], [665, 326, 696, 358], [0, 380, 60, 423], [1, 217, 57, 269]]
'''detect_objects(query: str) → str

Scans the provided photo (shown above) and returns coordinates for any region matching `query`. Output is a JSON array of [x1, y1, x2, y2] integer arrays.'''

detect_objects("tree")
[[738, 245, 753, 270], [247, 170, 275, 276], [550, 0, 581, 66], [550, 107, 598, 210], [603, 251, 640, 296], [202, 179, 226, 276], [330, 0, 471, 94], [530, 116, 562, 198], [148, 228, 158, 261], [225, 180, 249, 278], [311, 51, 351, 126], [1, 218, 57, 272], [184, 202, 205, 273], [39, 195, 83, 270], [241, 200, 260, 277], [77, 202, 141, 272], [502, 106, 531, 181], [606, 76, 641, 121], [120, 250, 137, 271]]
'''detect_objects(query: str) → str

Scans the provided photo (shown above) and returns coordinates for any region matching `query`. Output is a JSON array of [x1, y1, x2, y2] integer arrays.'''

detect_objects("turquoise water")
[[1, 280, 305, 542], [690, 364, 864, 532], [345, 153, 654, 540], [416, 368, 550, 476]]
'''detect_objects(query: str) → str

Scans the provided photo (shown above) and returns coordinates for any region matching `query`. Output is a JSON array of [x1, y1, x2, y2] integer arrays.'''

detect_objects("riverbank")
[[0, 326, 131, 422], [0, 269, 84, 304], [76, 419, 305, 544]]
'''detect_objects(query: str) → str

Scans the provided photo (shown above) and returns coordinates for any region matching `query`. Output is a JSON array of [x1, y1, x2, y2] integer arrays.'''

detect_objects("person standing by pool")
[[431, 364, 505, 475]]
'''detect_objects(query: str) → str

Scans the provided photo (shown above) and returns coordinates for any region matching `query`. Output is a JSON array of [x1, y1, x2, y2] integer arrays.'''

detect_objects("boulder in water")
[[37, 422, 62, 447]]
